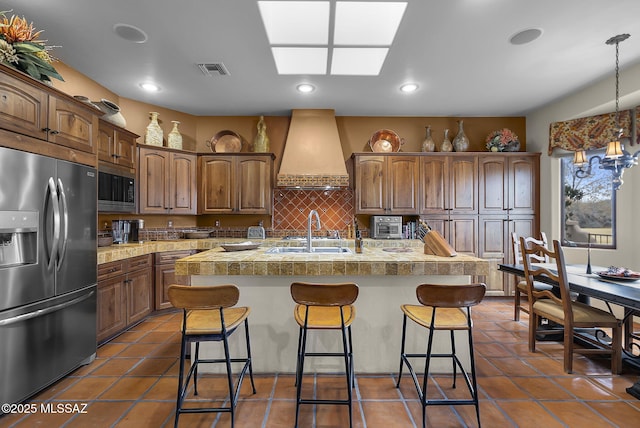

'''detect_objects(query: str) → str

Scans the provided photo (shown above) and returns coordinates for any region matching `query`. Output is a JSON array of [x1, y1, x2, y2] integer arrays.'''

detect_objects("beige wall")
[[527, 62, 640, 268]]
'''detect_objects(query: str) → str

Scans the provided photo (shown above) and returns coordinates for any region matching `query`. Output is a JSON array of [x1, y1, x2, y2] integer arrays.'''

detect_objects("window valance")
[[548, 107, 637, 155]]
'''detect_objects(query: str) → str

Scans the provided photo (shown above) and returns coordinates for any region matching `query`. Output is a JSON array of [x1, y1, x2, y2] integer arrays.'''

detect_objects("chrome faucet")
[[307, 209, 321, 252]]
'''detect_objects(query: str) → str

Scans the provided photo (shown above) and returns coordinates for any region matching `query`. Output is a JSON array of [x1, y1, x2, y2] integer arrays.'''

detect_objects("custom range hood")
[[277, 109, 350, 188]]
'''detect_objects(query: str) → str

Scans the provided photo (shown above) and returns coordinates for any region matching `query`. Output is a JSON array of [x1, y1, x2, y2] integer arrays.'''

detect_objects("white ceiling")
[[4, 0, 640, 117]]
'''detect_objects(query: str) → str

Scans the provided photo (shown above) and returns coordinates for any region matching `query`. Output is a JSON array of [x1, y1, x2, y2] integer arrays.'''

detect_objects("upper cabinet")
[[98, 120, 138, 169], [199, 153, 273, 214], [138, 146, 197, 215], [478, 154, 539, 215], [0, 66, 99, 165], [353, 154, 419, 214], [419, 154, 477, 215]]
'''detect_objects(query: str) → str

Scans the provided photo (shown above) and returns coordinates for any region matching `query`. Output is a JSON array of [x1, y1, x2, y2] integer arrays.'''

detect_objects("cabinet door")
[[478, 215, 508, 294], [508, 156, 538, 215], [237, 156, 272, 214], [419, 156, 448, 214], [114, 130, 136, 169], [155, 264, 191, 310], [97, 276, 127, 343], [387, 156, 418, 213], [448, 215, 477, 255], [199, 156, 234, 213], [478, 155, 508, 215], [0, 72, 48, 140], [127, 268, 153, 325], [97, 122, 115, 163], [138, 148, 170, 214], [170, 152, 197, 214], [449, 156, 477, 213], [47, 95, 97, 154], [354, 155, 385, 214]]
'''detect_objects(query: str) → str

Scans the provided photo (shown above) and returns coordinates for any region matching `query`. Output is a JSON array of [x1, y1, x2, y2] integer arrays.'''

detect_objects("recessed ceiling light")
[[113, 23, 148, 43], [140, 82, 160, 92], [509, 28, 543, 45], [296, 83, 315, 93], [400, 83, 418, 93]]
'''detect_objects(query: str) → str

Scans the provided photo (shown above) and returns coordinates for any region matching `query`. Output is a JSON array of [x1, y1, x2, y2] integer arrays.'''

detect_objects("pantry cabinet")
[[97, 254, 153, 343], [0, 64, 99, 166], [98, 120, 138, 169], [138, 146, 197, 215], [198, 153, 273, 214], [353, 154, 419, 214]]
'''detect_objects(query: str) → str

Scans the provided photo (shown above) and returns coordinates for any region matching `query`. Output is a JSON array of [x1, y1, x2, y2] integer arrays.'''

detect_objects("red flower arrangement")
[[485, 128, 520, 152]]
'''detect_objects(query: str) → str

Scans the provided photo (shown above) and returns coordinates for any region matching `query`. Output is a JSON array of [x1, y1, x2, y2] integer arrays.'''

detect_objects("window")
[[560, 152, 616, 248]]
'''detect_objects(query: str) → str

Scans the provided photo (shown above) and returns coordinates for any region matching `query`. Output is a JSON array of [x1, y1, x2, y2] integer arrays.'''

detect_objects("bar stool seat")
[[290, 281, 359, 428], [168, 284, 256, 428], [396, 283, 486, 428]]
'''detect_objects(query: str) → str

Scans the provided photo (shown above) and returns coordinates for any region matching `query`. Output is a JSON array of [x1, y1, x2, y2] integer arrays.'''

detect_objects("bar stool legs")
[[396, 283, 485, 428]]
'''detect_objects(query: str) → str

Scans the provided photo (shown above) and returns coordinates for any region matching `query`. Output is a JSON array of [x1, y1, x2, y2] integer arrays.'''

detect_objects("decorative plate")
[[207, 130, 242, 153], [220, 241, 262, 252], [596, 271, 640, 282]]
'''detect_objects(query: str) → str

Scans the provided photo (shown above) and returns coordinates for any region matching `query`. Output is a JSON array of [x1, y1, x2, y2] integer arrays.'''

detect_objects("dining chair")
[[520, 238, 623, 374], [511, 232, 553, 321]]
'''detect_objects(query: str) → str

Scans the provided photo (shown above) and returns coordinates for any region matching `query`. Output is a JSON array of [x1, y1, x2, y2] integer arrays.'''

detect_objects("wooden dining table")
[[499, 262, 640, 399]]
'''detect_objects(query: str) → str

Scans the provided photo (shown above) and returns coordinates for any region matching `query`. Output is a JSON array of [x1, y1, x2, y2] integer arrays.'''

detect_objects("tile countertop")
[[170, 240, 489, 277], [97, 237, 421, 264]]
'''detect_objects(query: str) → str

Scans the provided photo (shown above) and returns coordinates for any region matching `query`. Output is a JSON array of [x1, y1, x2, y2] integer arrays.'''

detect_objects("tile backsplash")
[[273, 189, 354, 235]]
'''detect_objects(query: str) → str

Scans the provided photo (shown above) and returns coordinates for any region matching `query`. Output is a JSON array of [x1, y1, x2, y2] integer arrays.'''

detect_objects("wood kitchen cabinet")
[[97, 254, 153, 343], [477, 153, 540, 295], [198, 153, 274, 214], [353, 154, 419, 214], [0, 65, 99, 166], [154, 250, 195, 310], [138, 146, 197, 214], [97, 120, 138, 169]]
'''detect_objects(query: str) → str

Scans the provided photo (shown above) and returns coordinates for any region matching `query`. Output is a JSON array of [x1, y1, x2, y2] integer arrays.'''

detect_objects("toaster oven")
[[370, 215, 403, 239]]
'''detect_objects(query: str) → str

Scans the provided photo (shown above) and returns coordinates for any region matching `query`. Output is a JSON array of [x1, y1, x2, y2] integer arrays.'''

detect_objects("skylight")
[[258, 1, 407, 76]]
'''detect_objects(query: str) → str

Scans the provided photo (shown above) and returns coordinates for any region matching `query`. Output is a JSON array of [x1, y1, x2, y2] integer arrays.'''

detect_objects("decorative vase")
[[421, 125, 436, 152], [440, 129, 453, 152], [453, 120, 470, 152], [145, 112, 163, 146], [253, 116, 270, 152], [94, 99, 127, 128], [167, 121, 183, 150]]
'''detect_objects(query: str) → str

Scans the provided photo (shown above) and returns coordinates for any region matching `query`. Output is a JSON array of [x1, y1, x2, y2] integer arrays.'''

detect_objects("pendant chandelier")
[[573, 33, 638, 190]]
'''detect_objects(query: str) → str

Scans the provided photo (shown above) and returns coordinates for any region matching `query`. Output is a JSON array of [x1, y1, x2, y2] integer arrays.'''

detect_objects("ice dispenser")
[[0, 211, 38, 268]]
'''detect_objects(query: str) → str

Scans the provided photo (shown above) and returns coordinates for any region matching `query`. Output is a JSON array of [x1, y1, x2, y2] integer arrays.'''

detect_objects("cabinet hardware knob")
[[42, 127, 50, 132], [49, 130, 60, 135]]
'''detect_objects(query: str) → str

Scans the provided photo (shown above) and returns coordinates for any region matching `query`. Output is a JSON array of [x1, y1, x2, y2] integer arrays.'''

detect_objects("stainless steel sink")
[[266, 247, 352, 254]]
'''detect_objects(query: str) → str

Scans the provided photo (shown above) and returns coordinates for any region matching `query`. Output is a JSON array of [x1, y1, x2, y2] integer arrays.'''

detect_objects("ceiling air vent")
[[197, 62, 230, 76]]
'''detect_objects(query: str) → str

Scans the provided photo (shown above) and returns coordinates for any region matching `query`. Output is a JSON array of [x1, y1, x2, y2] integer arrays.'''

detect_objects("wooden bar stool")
[[290, 282, 359, 428], [167, 284, 256, 428], [396, 283, 486, 428]]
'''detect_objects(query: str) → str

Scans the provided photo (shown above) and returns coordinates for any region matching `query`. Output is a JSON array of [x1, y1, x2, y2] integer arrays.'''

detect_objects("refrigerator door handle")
[[56, 178, 69, 269], [46, 177, 60, 270], [0, 290, 95, 326]]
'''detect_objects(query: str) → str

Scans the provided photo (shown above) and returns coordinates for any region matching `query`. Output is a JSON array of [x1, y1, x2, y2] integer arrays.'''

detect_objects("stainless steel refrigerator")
[[0, 147, 97, 406]]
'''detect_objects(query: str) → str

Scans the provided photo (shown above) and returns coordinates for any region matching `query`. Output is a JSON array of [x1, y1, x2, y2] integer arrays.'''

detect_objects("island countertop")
[[174, 241, 489, 277]]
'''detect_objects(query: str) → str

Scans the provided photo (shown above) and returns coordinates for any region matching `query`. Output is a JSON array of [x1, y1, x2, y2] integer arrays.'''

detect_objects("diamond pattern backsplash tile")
[[273, 189, 354, 234]]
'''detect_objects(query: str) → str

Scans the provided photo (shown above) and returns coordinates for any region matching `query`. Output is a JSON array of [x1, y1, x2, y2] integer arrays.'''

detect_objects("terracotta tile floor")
[[2, 297, 640, 427]]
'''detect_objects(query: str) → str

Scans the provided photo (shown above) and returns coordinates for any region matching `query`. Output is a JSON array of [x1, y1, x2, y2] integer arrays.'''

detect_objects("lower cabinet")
[[97, 254, 153, 343], [154, 250, 195, 310]]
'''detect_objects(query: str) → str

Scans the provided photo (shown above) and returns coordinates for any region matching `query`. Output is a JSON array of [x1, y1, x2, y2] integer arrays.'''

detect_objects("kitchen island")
[[174, 240, 490, 373]]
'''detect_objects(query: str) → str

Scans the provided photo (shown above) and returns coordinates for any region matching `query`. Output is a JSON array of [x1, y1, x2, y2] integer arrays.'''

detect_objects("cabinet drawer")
[[155, 250, 194, 265], [97, 260, 126, 281], [128, 254, 153, 272]]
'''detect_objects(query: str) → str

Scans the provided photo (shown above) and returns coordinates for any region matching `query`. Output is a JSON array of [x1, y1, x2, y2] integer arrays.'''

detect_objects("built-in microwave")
[[98, 166, 135, 213], [370, 215, 403, 239]]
